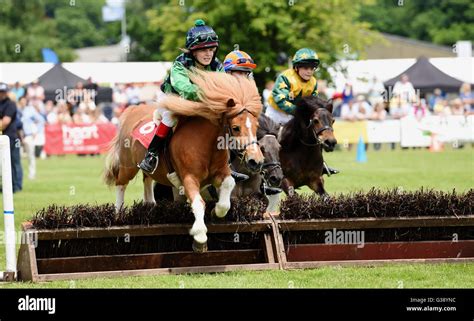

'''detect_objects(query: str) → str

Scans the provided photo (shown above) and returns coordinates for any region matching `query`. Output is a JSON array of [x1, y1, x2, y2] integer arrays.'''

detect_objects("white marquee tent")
[[0, 62, 172, 85]]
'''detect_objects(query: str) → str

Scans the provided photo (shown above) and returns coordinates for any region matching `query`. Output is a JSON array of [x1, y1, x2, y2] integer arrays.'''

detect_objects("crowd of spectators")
[[320, 75, 474, 123]]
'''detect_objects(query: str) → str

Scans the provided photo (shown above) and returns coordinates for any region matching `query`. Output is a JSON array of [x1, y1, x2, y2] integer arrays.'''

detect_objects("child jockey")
[[139, 19, 249, 181], [223, 50, 283, 196], [267, 48, 339, 176], [223, 50, 256, 78]]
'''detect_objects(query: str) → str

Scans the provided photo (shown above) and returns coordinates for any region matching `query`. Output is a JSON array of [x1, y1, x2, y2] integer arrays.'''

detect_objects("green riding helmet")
[[292, 48, 320, 69], [185, 19, 219, 51]]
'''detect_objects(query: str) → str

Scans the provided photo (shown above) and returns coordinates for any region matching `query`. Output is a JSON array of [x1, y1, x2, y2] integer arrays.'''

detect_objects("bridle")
[[260, 135, 282, 187], [223, 108, 259, 163], [299, 108, 334, 148]]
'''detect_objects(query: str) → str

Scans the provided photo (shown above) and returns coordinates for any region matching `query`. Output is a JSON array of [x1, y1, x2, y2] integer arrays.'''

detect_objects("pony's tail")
[[103, 134, 121, 187]]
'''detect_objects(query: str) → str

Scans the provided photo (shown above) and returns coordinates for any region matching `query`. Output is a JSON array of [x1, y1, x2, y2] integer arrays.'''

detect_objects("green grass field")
[[1, 145, 473, 288]]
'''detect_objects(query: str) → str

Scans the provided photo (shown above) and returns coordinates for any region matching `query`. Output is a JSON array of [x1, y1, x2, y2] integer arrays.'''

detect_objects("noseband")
[[258, 135, 282, 187], [261, 161, 282, 184]]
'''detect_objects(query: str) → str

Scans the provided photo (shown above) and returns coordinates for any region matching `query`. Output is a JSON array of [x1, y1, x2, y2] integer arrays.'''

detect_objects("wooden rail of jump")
[[17, 220, 280, 282], [271, 215, 474, 270], [16, 215, 474, 282]]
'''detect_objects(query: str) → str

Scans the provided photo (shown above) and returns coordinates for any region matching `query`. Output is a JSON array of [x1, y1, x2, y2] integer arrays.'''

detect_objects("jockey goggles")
[[236, 57, 255, 65], [189, 34, 219, 48], [228, 57, 256, 70]]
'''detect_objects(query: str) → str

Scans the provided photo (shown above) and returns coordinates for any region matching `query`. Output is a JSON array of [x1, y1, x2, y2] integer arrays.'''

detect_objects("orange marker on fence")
[[429, 133, 444, 152]]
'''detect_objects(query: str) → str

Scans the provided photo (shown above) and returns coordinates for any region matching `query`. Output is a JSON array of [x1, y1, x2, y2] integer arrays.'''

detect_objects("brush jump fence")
[[15, 189, 474, 282]]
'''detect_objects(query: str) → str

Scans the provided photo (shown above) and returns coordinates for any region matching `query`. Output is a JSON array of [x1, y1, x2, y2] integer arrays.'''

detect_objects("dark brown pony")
[[279, 96, 337, 197], [104, 69, 263, 251]]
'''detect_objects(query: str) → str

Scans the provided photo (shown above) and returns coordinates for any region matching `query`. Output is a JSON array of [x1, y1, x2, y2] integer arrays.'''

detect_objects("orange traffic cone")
[[429, 133, 444, 152]]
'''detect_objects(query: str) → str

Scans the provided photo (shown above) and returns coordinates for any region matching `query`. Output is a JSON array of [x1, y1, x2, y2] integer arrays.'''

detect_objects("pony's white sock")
[[115, 185, 127, 212], [215, 176, 235, 218], [143, 177, 155, 204], [189, 195, 207, 244]]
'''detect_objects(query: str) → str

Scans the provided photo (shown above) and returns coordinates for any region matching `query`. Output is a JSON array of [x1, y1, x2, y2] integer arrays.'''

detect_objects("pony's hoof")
[[192, 240, 208, 253], [190, 225, 208, 245], [210, 207, 224, 221], [214, 203, 230, 218]]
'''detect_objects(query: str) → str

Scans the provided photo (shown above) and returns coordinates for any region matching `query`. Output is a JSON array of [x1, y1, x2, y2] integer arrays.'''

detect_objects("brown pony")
[[279, 96, 337, 197], [104, 69, 264, 251]]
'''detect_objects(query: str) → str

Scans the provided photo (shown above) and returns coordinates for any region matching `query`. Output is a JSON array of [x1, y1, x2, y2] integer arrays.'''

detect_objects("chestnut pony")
[[104, 69, 264, 251]]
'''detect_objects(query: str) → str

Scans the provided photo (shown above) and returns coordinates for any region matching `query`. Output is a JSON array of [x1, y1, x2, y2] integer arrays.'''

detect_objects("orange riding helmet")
[[223, 50, 257, 72]]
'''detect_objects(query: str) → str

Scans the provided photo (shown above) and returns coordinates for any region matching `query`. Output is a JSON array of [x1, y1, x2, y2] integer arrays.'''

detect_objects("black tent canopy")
[[38, 64, 112, 103], [384, 56, 465, 94], [38, 63, 86, 92]]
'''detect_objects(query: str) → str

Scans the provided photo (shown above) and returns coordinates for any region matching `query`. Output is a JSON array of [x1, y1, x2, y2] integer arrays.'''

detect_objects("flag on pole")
[[102, 5, 124, 22], [41, 48, 59, 63]]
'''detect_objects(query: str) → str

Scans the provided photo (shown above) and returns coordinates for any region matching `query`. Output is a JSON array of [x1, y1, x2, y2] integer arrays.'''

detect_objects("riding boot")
[[230, 168, 249, 183], [322, 161, 340, 176], [138, 122, 171, 174]]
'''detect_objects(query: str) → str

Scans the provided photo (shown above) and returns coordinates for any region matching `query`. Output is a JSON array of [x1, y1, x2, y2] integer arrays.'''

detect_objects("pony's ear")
[[326, 103, 333, 114], [227, 99, 236, 108], [326, 99, 334, 114]]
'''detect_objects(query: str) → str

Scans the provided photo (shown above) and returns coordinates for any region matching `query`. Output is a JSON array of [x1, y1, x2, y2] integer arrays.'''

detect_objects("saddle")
[[131, 119, 174, 173]]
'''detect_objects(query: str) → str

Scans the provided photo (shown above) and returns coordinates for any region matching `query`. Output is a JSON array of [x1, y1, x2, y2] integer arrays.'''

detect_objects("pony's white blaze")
[[246, 116, 259, 154], [189, 194, 207, 244], [245, 116, 252, 129], [116, 185, 127, 212], [215, 176, 235, 218]]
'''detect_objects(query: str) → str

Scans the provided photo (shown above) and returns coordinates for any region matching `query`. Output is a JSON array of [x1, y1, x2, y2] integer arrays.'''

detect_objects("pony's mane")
[[280, 96, 331, 149], [257, 114, 280, 139], [159, 69, 262, 124]]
